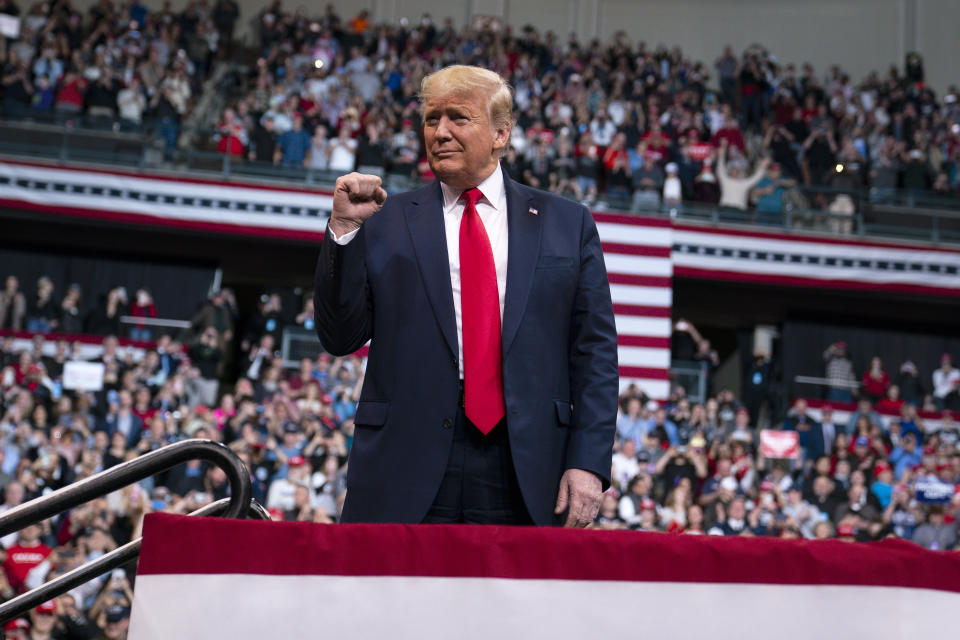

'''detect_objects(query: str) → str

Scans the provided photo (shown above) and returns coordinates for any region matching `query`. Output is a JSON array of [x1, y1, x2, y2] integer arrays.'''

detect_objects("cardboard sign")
[[63, 361, 105, 391], [760, 430, 800, 459]]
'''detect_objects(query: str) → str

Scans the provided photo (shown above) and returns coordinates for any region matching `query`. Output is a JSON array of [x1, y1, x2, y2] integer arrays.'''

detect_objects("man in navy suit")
[[314, 65, 617, 527]]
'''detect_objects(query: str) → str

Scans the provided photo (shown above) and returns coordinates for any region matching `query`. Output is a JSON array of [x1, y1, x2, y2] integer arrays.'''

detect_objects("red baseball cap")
[[4, 618, 29, 631], [34, 600, 57, 615], [836, 524, 856, 537]]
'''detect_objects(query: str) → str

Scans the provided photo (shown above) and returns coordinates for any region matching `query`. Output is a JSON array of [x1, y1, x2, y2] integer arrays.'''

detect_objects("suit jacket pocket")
[[554, 399, 572, 426], [537, 255, 575, 269], [354, 401, 390, 428]]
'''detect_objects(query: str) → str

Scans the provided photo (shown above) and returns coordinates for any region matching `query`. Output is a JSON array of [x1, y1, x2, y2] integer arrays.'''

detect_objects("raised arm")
[[313, 173, 387, 355]]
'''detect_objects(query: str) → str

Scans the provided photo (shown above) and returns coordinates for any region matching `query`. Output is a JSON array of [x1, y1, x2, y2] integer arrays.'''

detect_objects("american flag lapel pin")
[[528, 206, 538, 215]]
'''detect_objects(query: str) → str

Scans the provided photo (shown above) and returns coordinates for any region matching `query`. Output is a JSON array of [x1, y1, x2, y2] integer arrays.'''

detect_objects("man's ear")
[[492, 124, 511, 153]]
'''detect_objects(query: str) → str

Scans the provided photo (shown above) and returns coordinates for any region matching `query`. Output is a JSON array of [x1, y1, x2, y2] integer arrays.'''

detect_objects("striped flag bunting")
[[129, 513, 960, 640], [6, 159, 959, 398]]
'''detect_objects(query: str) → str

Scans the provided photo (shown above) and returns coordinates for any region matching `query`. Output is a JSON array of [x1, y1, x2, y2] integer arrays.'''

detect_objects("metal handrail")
[[0, 498, 269, 623], [0, 439, 259, 623]]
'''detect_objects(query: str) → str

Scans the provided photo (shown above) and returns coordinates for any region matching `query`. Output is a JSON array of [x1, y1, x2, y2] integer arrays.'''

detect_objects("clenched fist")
[[329, 172, 388, 237]]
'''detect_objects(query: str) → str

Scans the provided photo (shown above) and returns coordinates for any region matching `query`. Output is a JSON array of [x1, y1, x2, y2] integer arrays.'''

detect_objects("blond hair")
[[419, 65, 514, 132]]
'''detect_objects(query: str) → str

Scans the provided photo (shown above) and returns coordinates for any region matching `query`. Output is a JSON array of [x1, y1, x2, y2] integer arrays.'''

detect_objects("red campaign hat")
[[923, 446, 937, 456], [288, 455, 307, 467], [4, 618, 29, 631], [836, 524, 856, 537], [760, 480, 776, 493], [34, 600, 57, 614], [873, 462, 891, 476], [640, 498, 657, 511]]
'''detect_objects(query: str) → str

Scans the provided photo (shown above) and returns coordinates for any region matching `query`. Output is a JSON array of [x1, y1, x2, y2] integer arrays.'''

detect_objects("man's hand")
[[329, 172, 388, 237], [554, 468, 602, 528]]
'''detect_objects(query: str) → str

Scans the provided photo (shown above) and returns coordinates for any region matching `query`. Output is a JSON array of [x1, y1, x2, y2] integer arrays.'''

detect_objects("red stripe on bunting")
[[606, 274, 673, 288], [617, 335, 671, 348], [601, 243, 672, 258], [612, 304, 672, 317], [618, 366, 670, 379], [593, 212, 672, 227], [136, 514, 960, 594]]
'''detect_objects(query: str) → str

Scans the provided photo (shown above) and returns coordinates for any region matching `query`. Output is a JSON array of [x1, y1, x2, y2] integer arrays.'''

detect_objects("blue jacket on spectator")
[[782, 414, 826, 463], [889, 446, 923, 481]]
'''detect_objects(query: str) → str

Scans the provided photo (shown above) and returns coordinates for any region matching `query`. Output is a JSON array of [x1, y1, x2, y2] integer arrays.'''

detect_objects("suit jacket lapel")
[[405, 181, 458, 359], [502, 169, 541, 355]]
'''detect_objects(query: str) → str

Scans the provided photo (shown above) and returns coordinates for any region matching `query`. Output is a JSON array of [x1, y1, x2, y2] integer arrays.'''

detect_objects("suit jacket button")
[[442, 417, 453, 429]]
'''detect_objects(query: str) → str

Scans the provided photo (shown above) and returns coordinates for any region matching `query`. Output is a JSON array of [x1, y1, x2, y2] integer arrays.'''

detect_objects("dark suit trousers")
[[422, 398, 533, 526]]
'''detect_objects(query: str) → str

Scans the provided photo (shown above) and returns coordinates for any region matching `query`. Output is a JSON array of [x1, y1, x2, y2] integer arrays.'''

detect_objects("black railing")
[[0, 439, 263, 624]]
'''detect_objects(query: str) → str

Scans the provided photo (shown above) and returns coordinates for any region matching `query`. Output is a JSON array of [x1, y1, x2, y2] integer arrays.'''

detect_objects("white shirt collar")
[[440, 164, 505, 213]]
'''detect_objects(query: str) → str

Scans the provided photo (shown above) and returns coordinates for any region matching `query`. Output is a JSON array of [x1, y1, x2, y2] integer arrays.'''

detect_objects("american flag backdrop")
[[594, 213, 673, 400]]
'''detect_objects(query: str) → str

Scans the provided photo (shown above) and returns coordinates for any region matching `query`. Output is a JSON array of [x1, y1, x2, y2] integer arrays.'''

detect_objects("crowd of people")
[[1, 257, 959, 634], [0, 275, 162, 342], [609, 383, 960, 550], [0, 0, 241, 159], [213, 8, 960, 220], [2, 1, 959, 218], [821, 340, 960, 412], [0, 274, 347, 637]]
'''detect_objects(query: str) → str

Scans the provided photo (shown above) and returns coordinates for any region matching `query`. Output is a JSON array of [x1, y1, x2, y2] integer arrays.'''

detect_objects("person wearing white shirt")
[[612, 439, 641, 491], [933, 354, 960, 410]]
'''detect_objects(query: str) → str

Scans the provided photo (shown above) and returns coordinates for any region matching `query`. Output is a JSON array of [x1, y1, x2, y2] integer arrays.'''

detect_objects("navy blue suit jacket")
[[314, 168, 618, 525]]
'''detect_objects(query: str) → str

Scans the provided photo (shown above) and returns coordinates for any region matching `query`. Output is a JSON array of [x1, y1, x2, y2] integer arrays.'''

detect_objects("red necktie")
[[459, 187, 505, 434]]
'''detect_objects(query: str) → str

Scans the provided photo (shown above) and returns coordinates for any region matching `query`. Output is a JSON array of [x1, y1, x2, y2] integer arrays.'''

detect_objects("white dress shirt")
[[329, 165, 508, 379]]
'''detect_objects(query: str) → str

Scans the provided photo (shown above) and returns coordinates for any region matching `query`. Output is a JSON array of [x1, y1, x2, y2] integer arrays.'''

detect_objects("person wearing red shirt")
[[216, 107, 248, 156], [53, 71, 87, 114], [684, 129, 714, 163], [862, 356, 890, 404], [641, 122, 671, 161], [711, 116, 746, 153], [131, 386, 157, 423], [3, 524, 51, 594], [875, 384, 905, 414], [129, 288, 157, 342]]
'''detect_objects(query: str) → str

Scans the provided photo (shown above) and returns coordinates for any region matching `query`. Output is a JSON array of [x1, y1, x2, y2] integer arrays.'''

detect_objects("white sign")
[[0, 14, 20, 39], [63, 361, 105, 391]]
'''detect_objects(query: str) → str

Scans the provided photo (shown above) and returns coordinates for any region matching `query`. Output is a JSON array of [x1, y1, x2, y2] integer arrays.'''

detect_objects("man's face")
[[19, 524, 40, 543], [31, 609, 56, 632], [728, 499, 746, 520], [903, 435, 916, 452], [423, 90, 508, 189]]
